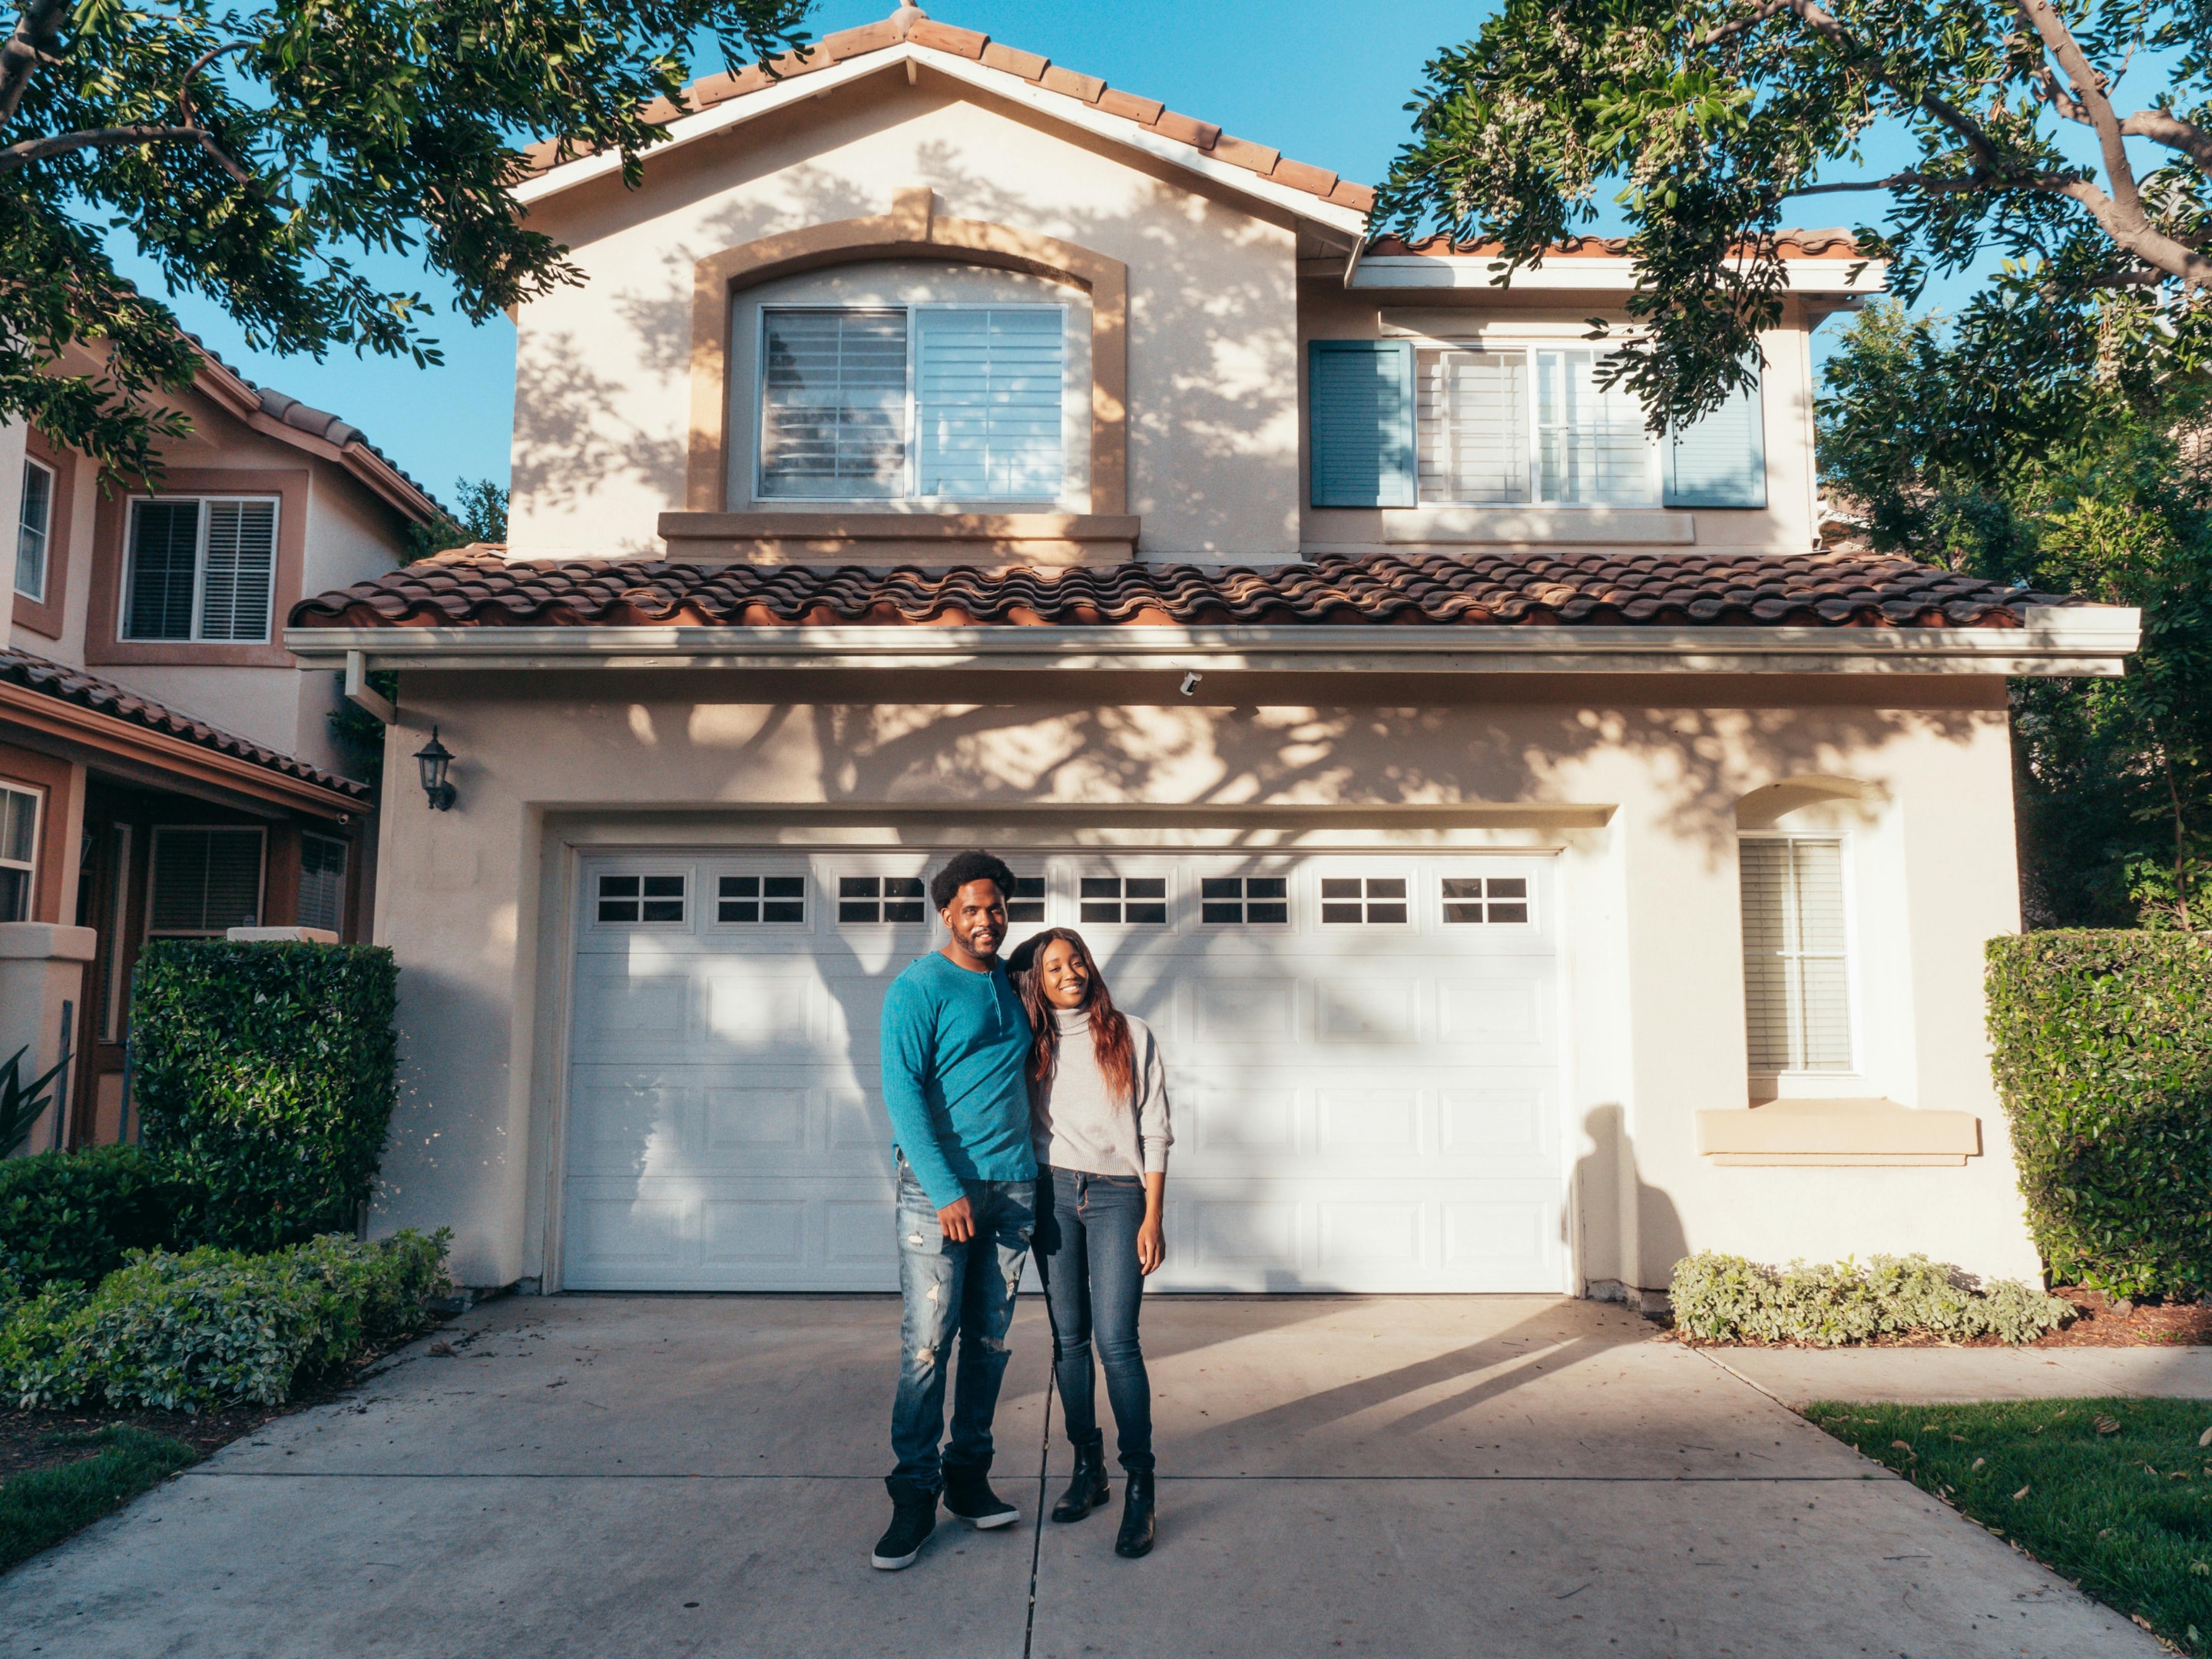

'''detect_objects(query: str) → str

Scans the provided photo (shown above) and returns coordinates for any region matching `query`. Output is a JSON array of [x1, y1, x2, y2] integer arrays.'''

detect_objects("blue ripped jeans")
[[888, 1154, 1036, 1497]]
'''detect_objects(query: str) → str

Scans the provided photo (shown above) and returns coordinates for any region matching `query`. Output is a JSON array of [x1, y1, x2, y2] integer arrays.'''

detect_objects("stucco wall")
[[508, 79, 1303, 560], [365, 670, 2038, 1292]]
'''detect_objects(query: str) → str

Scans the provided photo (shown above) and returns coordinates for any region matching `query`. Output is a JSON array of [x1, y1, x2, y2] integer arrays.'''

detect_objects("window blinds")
[[916, 307, 1064, 499], [1308, 339, 1416, 508], [198, 499, 277, 641], [1667, 365, 1767, 508], [1416, 350, 1529, 504], [298, 833, 349, 934], [1740, 837, 1853, 1073], [124, 501, 201, 641], [148, 826, 265, 935], [1535, 350, 1657, 505], [758, 310, 909, 499]]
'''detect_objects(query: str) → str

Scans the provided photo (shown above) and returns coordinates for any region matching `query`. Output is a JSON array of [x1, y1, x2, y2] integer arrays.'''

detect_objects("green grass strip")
[[1808, 1397, 2212, 1655], [0, 1426, 200, 1572]]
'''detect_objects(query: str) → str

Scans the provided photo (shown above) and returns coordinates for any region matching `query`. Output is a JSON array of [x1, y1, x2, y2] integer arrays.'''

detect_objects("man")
[[872, 849, 1038, 1571]]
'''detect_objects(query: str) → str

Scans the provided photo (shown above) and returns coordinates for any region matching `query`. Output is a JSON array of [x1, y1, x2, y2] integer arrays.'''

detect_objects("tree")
[[1376, 0, 2212, 430], [0, 0, 811, 479], [1818, 296, 2212, 926], [403, 475, 508, 561]]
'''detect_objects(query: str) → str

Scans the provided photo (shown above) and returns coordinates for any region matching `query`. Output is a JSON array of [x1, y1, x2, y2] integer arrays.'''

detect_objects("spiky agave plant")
[[0, 1045, 67, 1155]]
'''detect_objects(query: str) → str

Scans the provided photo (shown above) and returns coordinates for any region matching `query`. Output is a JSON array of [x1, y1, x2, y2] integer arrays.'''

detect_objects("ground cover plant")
[[1809, 1399, 2212, 1654], [0, 1230, 449, 1412], [1670, 1251, 2075, 1345], [1988, 932, 2212, 1300], [0, 1426, 197, 1571]]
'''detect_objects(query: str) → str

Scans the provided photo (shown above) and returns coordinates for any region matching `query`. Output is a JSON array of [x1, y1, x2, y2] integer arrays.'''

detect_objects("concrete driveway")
[[0, 1294, 2170, 1658]]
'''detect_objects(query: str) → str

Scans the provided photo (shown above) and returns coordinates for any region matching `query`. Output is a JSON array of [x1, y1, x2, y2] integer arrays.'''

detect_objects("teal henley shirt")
[[880, 951, 1037, 1210]]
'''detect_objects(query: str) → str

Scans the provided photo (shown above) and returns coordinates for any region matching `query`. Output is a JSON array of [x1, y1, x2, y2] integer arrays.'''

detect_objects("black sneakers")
[[1051, 1442, 1111, 1522], [871, 1482, 938, 1571], [1114, 1470, 1155, 1558], [942, 1465, 1020, 1530]]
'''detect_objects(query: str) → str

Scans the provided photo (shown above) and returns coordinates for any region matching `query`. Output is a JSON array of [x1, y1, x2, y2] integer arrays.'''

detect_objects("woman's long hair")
[[1017, 927, 1137, 1108]]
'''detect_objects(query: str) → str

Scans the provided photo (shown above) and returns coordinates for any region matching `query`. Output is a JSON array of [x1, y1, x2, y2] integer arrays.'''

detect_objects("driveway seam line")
[[176, 1470, 1886, 1483], [1022, 1386, 1051, 1659]]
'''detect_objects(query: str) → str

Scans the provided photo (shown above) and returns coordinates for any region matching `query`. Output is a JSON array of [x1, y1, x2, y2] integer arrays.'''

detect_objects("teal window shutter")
[[1309, 339, 1415, 508], [1665, 363, 1766, 508]]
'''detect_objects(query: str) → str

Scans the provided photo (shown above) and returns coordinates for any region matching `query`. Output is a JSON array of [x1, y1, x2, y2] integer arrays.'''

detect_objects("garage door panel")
[[564, 851, 1568, 1293]]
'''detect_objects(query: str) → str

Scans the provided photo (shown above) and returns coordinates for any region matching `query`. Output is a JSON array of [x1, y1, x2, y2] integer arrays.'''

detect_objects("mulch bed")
[[1672, 1286, 2212, 1350]]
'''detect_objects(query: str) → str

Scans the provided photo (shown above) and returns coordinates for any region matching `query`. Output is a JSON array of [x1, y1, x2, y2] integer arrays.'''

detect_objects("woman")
[[1019, 927, 1172, 1559]]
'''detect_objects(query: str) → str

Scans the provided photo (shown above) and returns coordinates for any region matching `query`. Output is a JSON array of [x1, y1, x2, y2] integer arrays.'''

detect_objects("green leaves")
[[131, 940, 399, 1253], [0, 0, 813, 478], [1670, 1250, 2075, 1343], [1987, 932, 2212, 1300], [1376, 0, 2212, 432]]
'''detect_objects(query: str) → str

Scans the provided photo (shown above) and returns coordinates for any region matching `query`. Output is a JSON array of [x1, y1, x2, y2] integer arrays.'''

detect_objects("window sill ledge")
[[1695, 1098, 1982, 1166], [1372, 507, 1695, 546], [658, 512, 1141, 567]]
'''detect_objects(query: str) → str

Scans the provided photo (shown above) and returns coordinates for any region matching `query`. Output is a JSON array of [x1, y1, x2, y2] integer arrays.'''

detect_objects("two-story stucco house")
[[0, 344, 442, 1147], [285, 5, 2137, 1303]]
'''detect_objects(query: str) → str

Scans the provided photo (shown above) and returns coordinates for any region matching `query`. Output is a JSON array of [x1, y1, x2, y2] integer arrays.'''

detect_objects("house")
[[0, 343, 444, 1149], [283, 5, 2137, 1302]]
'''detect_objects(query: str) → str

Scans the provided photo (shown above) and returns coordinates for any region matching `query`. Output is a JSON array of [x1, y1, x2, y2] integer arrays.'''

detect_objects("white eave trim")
[[1349, 254, 1887, 295], [511, 42, 1369, 236], [286, 608, 2137, 677]]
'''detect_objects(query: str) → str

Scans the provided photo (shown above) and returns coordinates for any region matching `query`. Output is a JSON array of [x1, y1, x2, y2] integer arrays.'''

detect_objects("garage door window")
[[598, 873, 687, 926], [1079, 876, 1167, 926], [716, 874, 806, 924], [1442, 876, 1530, 926], [1200, 876, 1287, 926], [839, 875, 926, 925], [1007, 875, 1045, 922], [1320, 876, 1409, 925]]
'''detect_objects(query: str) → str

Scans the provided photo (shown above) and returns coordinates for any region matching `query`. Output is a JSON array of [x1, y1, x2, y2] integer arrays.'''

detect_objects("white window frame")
[[707, 867, 813, 930], [1436, 867, 1538, 930], [15, 455, 54, 603], [144, 824, 267, 937], [0, 780, 43, 923], [1738, 831, 1862, 1078], [1412, 341, 1662, 509], [832, 868, 934, 930], [753, 302, 1071, 506], [119, 495, 282, 644], [1071, 866, 1174, 931], [1314, 867, 1417, 929], [589, 867, 694, 932]]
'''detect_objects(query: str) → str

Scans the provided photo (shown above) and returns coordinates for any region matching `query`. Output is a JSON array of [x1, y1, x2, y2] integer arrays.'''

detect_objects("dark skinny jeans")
[[1033, 1167, 1154, 1473]]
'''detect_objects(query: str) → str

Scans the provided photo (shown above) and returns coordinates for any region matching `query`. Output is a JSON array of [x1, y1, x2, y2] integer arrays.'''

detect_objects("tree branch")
[[1786, 172, 1982, 196], [1697, 0, 1794, 48], [1783, 0, 2009, 171], [0, 0, 70, 129], [2118, 107, 2212, 178], [0, 122, 250, 182], [2013, 0, 2141, 215]]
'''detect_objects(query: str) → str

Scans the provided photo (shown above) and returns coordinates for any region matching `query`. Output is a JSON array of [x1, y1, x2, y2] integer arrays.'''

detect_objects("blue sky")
[[104, 0, 2157, 508]]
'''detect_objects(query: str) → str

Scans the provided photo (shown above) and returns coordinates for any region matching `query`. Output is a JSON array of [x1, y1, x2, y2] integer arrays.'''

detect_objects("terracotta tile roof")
[[290, 548, 2070, 632], [0, 647, 371, 803], [518, 4, 1377, 215], [1366, 229, 1863, 260]]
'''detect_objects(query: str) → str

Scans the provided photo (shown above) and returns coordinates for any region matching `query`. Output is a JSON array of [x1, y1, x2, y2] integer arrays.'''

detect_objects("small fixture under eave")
[[414, 727, 457, 811]]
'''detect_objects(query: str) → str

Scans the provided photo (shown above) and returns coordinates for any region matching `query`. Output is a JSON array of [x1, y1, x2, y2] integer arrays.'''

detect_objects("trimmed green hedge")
[[132, 941, 399, 1253], [0, 1230, 449, 1412], [1987, 931, 2212, 1300], [0, 1146, 185, 1291]]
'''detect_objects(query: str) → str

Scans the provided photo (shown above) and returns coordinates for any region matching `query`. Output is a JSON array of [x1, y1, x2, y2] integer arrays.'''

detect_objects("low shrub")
[[0, 1145, 190, 1292], [132, 940, 399, 1252], [1669, 1251, 2076, 1346], [1986, 932, 2212, 1300], [0, 1229, 449, 1412]]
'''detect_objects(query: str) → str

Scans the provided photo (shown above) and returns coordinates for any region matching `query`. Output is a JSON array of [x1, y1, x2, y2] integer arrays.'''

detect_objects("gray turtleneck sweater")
[[1032, 1005, 1173, 1177]]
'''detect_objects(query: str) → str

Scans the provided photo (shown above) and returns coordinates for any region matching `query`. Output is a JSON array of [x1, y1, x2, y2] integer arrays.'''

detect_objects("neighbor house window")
[[1740, 836, 1853, 1072], [298, 833, 349, 935], [121, 497, 279, 642], [0, 783, 40, 922], [15, 457, 52, 601], [147, 826, 264, 935], [758, 306, 1065, 503]]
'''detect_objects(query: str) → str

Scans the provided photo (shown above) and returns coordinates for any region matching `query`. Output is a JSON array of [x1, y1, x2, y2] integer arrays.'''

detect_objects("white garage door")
[[561, 849, 1567, 1293]]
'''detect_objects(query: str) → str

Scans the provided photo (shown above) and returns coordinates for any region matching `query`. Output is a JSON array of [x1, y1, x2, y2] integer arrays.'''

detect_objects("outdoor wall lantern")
[[413, 727, 458, 811]]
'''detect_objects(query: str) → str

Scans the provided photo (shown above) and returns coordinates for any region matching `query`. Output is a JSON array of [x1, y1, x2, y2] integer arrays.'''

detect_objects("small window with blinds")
[[1535, 349, 1658, 506], [15, 457, 52, 602], [1740, 836, 1854, 1074], [121, 497, 279, 641], [1416, 349, 1529, 505], [147, 826, 265, 935], [0, 782, 40, 922], [298, 833, 349, 935], [757, 304, 1065, 504]]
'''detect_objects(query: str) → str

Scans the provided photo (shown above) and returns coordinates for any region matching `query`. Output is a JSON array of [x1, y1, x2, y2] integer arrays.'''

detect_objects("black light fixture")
[[413, 727, 457, 811]]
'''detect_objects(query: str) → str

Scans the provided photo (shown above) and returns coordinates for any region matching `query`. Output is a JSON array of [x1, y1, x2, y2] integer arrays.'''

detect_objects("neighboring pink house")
[[286, 7, 2134, 1303], [0, 344, 442, 1147]]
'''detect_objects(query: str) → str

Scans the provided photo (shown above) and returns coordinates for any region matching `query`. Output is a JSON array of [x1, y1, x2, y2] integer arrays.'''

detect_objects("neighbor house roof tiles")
[[290, 548, 2065, 632], [0, 648, 372, 802]]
